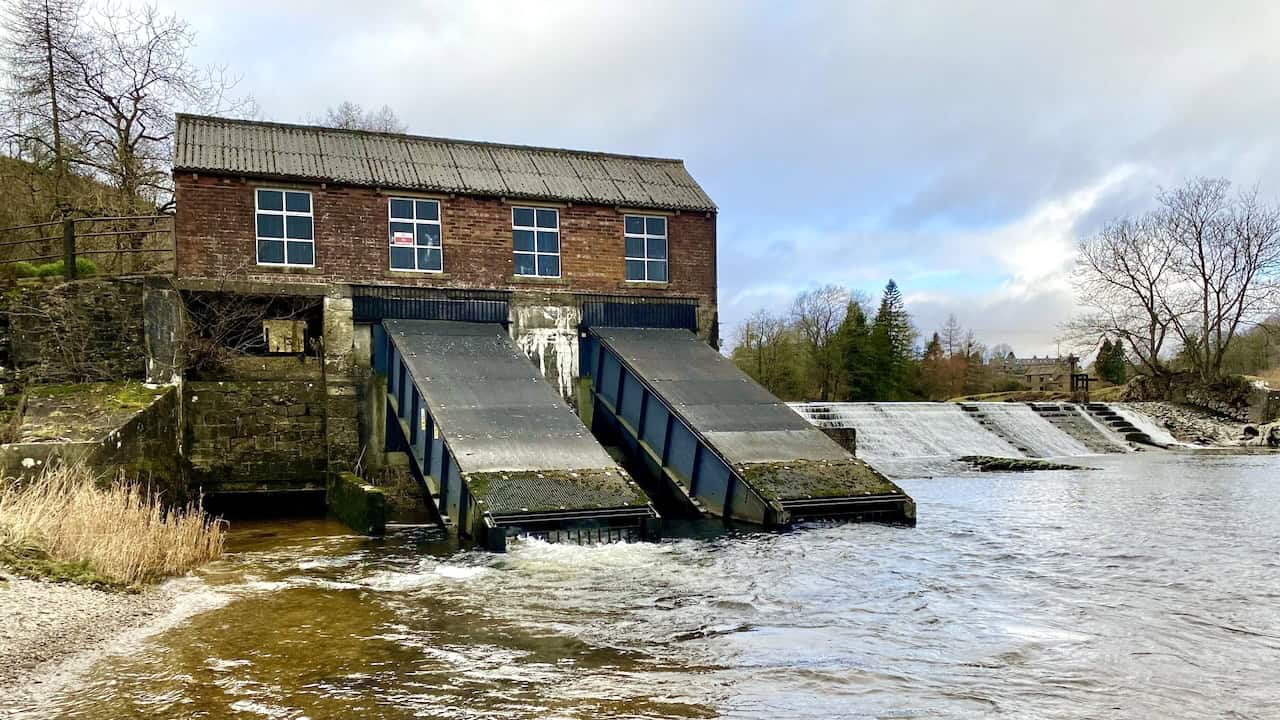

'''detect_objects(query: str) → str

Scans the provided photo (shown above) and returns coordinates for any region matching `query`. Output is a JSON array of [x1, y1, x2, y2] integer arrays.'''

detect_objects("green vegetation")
[[958, 456, 1093, 472], [326, 472, 386, 536], [9, 258, 98, 279], [1095, 338, 1129, 385], [27, 381, 162, 410]]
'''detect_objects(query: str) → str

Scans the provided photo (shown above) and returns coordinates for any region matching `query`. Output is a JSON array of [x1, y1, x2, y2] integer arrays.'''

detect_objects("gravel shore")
[[0, 572, 179, 711]]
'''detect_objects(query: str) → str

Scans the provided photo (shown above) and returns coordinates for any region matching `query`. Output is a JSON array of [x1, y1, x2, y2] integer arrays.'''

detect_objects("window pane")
[[646, 216, 666, 236], [257, 189, 283, 211], [625, 259, 646, 281], [624, 237, 645, 257], [624, 216, 644, 235], [417, 223, 441, 247], [536, 231, 559, 253], [286, 241, 314, 265], [415, 200, 439, 221], [390, 246, 414, 269], [646, 237, 667, 260], [257, 213, 284, 239], [513, 229, 535, 252], [537, 254, 560, 277], [257, 239, 285, 263], [418, 247, 442, 271], [647, 260, 667, 282], [390, 198, 413, 219], [285, 216, 312, 240], [535, 208, 557, 229], [513, 252, 536, 275], [285, 191, 310, 213], [513, 207, 535, 227]]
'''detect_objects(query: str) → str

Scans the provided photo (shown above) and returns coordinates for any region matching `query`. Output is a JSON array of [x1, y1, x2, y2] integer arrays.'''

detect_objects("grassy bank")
[[0, 464, 224, 588]]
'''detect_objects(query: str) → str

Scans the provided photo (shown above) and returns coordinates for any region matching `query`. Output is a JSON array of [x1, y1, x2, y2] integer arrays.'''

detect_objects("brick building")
[[170, 115, 719, 484]]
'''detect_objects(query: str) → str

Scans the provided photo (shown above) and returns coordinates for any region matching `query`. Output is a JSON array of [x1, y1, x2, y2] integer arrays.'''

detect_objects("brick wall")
[[174, 173, 717, 311]]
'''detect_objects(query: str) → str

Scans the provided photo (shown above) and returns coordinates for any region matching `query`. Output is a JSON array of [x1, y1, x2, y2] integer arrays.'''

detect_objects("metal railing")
[[0, 214, 175, 279]]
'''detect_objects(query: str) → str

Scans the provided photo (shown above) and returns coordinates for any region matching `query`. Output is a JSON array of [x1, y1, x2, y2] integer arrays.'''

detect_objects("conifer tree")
[[869, 279, 916, 399]]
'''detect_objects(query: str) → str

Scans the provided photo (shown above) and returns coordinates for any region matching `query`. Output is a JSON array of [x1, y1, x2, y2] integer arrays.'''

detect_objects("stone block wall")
[[183, 379, 327, 492], [8, 278, 147, 383]]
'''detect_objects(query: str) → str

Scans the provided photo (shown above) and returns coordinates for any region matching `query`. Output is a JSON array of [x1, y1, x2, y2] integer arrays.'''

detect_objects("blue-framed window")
[[389, 198, 443, 272], [512, 206, 560, 278], [256, 189, 313, 266], [624, 215, 667, 282]]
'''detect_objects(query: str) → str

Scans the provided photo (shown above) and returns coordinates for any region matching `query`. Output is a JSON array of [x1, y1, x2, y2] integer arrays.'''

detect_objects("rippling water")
[[13, 452, 1280, 719]]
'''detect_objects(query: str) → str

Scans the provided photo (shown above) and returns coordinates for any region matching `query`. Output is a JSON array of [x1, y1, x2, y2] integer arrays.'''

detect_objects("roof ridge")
[[175, 113, 688, 165]]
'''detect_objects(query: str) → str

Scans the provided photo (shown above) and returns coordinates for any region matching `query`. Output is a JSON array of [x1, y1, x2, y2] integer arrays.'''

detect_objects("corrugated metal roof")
[[174, 114, 717, 212]]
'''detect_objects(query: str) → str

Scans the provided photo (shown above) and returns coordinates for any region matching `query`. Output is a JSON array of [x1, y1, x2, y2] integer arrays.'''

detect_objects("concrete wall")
[[0, 386, 185, 501]]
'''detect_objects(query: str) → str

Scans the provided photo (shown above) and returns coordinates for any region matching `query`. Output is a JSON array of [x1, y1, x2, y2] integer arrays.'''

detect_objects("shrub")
[[11, 261, 37, 278], [26, 258, 98, 278], [0, 463, 225, 587]]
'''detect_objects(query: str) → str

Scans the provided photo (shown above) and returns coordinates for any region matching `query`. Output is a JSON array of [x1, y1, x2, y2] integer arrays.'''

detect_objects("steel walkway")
[[380, 319, 659, 550], [582, 327, 915, 526]]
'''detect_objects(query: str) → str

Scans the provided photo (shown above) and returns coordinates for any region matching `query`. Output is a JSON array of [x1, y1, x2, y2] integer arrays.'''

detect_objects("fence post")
[[62, 218, 77, 280]]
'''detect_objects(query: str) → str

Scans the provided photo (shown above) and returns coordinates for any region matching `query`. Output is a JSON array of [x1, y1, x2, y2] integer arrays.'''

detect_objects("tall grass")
[[0, 463, 225, 587]]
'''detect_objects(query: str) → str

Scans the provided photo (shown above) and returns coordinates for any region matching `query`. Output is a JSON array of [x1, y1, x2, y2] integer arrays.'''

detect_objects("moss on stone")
[[958, 455, 1094, 472], [0, 542, 124, 591], [463, 467, 648, 514], [738, 458, 903, 501]]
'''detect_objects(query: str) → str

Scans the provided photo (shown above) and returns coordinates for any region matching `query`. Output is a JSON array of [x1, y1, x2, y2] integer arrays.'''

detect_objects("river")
[[13, 452, 1280, 719]]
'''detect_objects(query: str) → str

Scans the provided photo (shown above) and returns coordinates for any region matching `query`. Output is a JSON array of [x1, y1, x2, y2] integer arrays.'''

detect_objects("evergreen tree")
[[1105, 339, 1129, 384], [869, 279, 916, 399], [1097, 338, 1115, 381], [839, 300, 875, 400]]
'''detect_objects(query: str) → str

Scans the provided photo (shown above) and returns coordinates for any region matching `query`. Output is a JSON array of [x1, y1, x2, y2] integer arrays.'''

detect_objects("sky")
[[156, 0, 1280, 355]]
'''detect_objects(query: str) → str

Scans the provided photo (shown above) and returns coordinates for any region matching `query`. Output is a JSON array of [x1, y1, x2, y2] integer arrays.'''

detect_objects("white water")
[[968, 403, 1092, 458], [793, 402, 1020, 463], [1112, 405, 1184, 447]]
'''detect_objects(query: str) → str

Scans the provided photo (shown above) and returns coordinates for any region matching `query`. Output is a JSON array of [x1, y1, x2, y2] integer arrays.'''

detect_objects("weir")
[[582, 327, 915, 526], [791, 401, 1159, 463], [378, 319, 660, 551]]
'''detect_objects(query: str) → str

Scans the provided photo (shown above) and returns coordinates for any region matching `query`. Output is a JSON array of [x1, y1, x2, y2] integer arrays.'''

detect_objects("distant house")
[[997, 354, 1079, 392]]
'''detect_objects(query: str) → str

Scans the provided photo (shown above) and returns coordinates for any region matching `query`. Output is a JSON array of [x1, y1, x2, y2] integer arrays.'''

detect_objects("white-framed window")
[[388, 198, 443, 272], [512, 206, 560, 278], [255, 188, 314, 266], [624, 215, 667, 282]]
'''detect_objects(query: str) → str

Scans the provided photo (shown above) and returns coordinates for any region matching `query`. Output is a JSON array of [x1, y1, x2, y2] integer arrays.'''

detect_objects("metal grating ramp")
[[582, 327, 915, 526], [382, 320, 658, 550]]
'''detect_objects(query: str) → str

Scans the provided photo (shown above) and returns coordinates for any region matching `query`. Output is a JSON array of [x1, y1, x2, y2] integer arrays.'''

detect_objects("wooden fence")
[[0, 214, 175, 279]]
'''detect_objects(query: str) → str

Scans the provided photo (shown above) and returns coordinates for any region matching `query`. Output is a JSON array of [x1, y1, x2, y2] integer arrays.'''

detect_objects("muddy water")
[[14, 452, 1280, 719]]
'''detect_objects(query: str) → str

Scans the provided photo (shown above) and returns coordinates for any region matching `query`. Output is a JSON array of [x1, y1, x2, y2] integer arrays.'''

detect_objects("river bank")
[[0, 574, 184, 710], [1120, 401, 1274, 446]]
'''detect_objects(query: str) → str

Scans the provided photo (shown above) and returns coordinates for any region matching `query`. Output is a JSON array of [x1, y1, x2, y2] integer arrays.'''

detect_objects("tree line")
[[731, 280, 1037, 401]]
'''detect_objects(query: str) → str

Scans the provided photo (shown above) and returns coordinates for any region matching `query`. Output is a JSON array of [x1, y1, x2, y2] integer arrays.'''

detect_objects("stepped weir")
[[789, 401, 1167, 464]]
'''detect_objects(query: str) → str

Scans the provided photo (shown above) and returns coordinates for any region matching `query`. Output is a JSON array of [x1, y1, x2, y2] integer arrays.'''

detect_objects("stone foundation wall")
[[183, 378, 327, 492], [8, 278, 147, 383]]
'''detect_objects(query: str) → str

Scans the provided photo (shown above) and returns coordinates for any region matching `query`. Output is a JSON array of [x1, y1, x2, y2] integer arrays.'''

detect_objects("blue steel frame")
[[580, 329, 781, 526]]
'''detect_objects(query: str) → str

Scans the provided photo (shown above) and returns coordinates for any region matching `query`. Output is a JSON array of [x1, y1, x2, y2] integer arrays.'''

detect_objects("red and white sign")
[[391, 231, 414, 246]]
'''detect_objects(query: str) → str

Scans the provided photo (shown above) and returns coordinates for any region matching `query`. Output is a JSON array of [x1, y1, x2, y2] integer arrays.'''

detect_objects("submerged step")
[[381, 319, 659, 550], [582, 327, 915, 526]]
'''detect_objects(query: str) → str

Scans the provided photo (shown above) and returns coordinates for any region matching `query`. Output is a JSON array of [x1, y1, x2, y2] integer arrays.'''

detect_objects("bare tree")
[[1, 0, 87, 211], [311, 101, 407, 133], [1159, 179, 1280, 381], [1069, 212, 1177, 377], [67, 4, 254, 214], [1070, 177, 1280, 382], [732, 308, 796, 396], [791, 284, 849, 401]]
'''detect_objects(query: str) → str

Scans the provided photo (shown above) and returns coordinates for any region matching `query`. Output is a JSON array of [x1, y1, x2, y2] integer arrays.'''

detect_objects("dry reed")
[[0, 463, 225, 586]]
